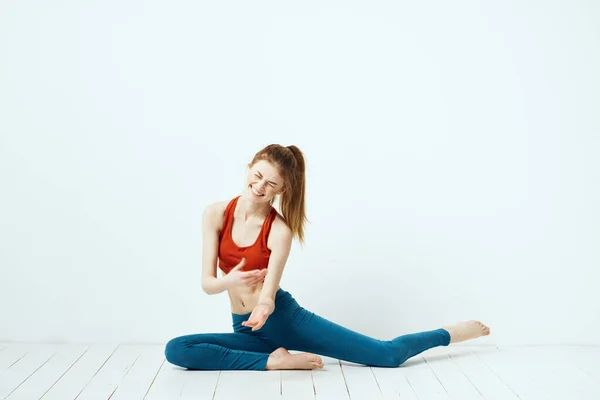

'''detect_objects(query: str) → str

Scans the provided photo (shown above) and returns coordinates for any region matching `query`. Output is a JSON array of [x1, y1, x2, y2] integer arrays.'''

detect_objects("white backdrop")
[[1, 0, 598, 346]]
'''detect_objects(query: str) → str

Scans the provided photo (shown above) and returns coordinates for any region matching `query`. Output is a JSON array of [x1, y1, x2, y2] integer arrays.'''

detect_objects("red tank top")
[[218, 195, 277, 274]]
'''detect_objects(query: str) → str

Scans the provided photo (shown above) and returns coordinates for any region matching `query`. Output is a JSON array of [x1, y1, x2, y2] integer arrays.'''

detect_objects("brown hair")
[[248, 144, 308, 245]]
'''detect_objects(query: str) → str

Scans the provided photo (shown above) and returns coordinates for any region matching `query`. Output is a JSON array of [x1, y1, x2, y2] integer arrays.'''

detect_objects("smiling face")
[[245, 160, 286, 204]]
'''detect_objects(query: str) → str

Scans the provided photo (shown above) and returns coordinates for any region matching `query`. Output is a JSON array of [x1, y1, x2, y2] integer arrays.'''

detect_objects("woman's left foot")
[[442, 320, 490, 343], [266, 347, 324, 370]]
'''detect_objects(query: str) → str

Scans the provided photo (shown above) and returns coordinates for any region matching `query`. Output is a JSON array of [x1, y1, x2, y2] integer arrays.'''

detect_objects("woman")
[[165, 144, 490, 371]]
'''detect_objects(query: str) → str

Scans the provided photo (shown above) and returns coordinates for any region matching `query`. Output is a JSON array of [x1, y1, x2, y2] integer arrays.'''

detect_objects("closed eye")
[[255, 173, 276, 187]]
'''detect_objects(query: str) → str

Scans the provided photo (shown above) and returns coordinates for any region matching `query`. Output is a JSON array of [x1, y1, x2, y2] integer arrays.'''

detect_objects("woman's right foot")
[[442, 320, 491, 343], [266, 347, 324, 370]]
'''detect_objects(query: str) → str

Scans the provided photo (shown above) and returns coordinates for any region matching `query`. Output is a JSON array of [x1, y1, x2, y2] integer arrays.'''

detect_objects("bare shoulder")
[[203, 200, 229, 231], [269, 211, 293, 244]]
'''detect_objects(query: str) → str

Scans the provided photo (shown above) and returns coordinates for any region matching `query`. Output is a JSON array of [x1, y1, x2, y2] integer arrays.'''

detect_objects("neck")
[[239, 195, 271, 221]]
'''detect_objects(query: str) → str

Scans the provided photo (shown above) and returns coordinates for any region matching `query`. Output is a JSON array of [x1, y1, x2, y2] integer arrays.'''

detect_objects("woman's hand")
[[223, 258, 267, 288], [242, 301, 274, 331]]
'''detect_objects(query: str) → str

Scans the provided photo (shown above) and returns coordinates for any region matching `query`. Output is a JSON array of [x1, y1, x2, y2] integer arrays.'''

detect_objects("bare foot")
[[266, 347, 324, 370], [442, 320, 491, 344]]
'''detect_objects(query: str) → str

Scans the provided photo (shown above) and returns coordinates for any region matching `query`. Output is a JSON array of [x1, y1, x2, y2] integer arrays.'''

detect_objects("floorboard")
[[0, 344, 596, 400]]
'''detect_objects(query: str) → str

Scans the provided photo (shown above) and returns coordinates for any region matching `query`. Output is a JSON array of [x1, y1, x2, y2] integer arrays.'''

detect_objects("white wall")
[[1, 0, 598, 346]]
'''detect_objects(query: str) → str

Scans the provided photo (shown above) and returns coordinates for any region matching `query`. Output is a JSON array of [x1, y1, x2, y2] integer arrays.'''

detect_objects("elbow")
[[201, 279, 211, 295], [201, 277, 220, 295]]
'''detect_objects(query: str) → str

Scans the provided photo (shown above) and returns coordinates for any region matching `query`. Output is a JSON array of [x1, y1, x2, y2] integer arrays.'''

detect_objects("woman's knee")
[[371, 344, 409, 368], [367, 353, 401, 368], [164, 336, 190, 367]]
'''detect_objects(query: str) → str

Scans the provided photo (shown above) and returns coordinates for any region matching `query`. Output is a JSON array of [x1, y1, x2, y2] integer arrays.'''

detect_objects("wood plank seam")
[[7, 353, 28, 370], [446, 353, 488, 399], [108, 352, 142, 399], [142, 358, 165, 400], [6, 350, 56, 399], [338, 360, 351, 399], [211, 370, 222, 400], [470, 350, 522, 399], [39, 346, 91, 400], [421, 354, 448, 394], [404, 373, 418, 398], [369, 367, 382, 394], [75, 344, 121, 399]]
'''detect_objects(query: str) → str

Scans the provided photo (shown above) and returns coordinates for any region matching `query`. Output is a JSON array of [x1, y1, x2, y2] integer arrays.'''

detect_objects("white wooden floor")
[[0, 343, 599, 400]]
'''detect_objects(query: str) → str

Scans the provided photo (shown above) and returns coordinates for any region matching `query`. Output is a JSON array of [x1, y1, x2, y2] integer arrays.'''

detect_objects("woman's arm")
[[200, 202, 230, 295], [241, 218, 293, 331], [258, 219, 293, 308]]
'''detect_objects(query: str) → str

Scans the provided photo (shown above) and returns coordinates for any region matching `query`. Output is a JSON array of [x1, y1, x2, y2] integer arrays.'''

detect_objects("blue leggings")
[[165, 288, 450, 370]]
